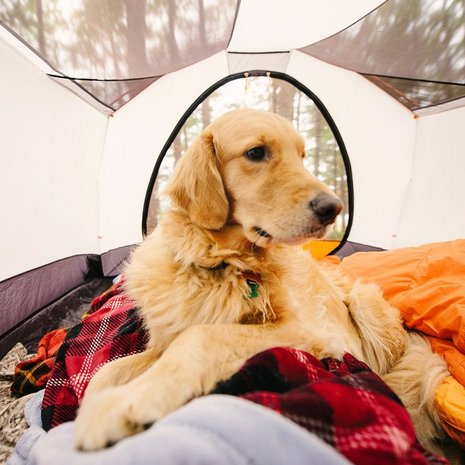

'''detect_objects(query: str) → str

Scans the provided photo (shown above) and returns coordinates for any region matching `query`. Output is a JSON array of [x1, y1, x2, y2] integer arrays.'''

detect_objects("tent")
[[1, 0, 465, 360]]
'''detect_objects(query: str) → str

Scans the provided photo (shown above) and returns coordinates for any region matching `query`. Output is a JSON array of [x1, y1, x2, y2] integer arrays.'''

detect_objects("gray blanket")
[[8, 392, 351, 465]]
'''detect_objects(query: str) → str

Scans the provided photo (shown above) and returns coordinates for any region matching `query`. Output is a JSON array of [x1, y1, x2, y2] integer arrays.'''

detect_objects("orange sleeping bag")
[[333, 239, 465, 447]]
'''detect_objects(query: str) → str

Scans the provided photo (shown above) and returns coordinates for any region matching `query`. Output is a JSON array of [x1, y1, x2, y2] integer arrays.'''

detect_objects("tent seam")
[[96, 116, 112, 255], [392, 118, 419, 249]]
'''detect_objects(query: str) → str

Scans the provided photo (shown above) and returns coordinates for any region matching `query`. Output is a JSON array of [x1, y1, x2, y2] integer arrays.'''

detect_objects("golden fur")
[[75, 109, 451, 458]]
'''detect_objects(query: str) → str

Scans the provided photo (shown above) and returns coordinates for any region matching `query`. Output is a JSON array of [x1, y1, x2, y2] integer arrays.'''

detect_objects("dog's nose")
[[309, 194, 343, 225]]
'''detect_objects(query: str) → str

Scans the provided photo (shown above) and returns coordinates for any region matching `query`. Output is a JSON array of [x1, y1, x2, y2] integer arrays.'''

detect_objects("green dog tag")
[[247, 279, 260, 299]]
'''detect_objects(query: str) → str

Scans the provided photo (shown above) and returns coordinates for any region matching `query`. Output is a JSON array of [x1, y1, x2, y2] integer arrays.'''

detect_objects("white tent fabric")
[[0, 37, 107, 281], [228, 0, 385, 52], [1, 0, 465, 327], [397, 107, 465, 246], [99, 49, 417, 255]]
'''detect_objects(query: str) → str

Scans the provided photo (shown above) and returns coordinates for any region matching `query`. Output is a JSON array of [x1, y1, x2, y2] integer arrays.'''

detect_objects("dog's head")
[[167, 109, 343, 247]]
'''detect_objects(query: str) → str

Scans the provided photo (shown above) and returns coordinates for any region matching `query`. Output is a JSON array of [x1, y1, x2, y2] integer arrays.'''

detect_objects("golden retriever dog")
[[75, 109, 451, 458]]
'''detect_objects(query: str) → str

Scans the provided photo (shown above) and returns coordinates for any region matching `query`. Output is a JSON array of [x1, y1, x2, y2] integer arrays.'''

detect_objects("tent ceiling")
[[1, 0, 464, 113]]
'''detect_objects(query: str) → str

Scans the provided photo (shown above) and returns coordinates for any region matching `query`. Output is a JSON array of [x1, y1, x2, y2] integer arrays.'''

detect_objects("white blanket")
[[8, 392, 350, 465]]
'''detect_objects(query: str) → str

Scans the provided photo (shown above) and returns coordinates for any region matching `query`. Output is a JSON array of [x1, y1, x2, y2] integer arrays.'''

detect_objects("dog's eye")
[[245, 146, 266, 161]]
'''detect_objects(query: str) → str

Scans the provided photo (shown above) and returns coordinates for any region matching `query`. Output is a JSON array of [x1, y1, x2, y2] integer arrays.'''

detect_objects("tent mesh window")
[[0, 0, 239, 110], [301, 0, 465, 111], [145, 76, 351, 251]]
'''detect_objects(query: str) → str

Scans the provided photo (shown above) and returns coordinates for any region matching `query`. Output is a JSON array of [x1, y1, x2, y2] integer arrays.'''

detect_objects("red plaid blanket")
[[41, 282, 447, 464], [12, 282, 126, 397], [41, 280, 148, 430], [213, 348, 448, 465], [11, 328, 68, 395]]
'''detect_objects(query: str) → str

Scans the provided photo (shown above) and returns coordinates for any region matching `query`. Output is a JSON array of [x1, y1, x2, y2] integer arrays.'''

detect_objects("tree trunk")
[[124, 0, 148, 76], [198, 0, 206, 48], [313, 112, 322, 178], [167, 0, 181, 61], [36, 0, 47, 56]]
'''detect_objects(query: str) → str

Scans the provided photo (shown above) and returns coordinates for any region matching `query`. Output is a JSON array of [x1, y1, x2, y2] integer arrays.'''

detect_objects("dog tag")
[[242, 270, 262, 299], [246, 279, 260, 298]]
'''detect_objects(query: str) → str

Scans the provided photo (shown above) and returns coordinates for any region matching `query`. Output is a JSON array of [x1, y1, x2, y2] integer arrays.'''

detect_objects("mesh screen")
[[71, 77, 159, 110], [363, 75, 465, 111], [0, 0, 238, 109], [301, 0, 465, 110]]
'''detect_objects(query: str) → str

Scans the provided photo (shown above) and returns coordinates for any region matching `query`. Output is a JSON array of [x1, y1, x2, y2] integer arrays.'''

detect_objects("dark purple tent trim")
[[0, 246, 133, 342], [101, 245, 133, 277], [0, 277, 112, 359], [0, 255, 89, 339], [336, 241, 384, 258]]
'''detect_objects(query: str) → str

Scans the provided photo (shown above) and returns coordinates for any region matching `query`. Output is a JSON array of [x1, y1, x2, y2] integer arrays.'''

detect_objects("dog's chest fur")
[[124, 210, 398, 375], [124, 211, 331, 353]]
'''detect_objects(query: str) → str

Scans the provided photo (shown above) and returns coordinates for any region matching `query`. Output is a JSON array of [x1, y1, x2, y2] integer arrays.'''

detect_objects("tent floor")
[[0, 277, 113, 358]]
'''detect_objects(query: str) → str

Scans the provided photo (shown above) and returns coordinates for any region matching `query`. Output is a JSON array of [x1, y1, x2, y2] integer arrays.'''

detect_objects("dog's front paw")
[[74, 386, 145, 451]]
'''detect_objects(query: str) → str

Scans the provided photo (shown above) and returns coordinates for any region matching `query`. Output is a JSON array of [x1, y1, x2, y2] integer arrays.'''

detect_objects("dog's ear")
[[166, 130, 229, 230]]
